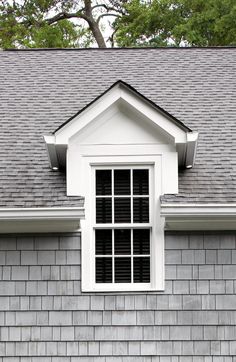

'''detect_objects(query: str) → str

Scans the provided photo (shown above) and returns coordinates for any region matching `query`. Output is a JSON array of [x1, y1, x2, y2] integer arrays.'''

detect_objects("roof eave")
[[0, 207, 84, 233], [161, 203, 236, 231]]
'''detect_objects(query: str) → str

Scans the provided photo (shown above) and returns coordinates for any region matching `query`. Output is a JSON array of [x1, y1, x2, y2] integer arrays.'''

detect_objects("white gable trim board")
[[44, 81, 198, 171], [54, 81, 190, 144]]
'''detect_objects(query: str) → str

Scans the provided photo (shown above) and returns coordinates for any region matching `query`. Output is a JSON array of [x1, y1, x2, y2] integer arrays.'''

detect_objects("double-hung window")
[[94, 166, 152, 289]]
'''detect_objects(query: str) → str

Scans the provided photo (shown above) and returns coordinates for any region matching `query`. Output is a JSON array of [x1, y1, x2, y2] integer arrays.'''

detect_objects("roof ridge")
[[4, 46, 236, 51]]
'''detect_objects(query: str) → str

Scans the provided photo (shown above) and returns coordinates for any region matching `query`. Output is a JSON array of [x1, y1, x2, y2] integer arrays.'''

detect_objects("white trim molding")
[[44, 81, 198, 170], [161, 203, 236, 230], [0, 207, 84, 233]]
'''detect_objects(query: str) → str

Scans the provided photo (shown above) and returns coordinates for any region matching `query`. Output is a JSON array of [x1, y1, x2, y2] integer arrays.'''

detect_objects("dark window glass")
[[95, 229, 112, 255], [133, 229, 150, 254], [96, 257, 112, 283], [133, 257, 150, 283], [114, 229, 131, 255], [115, 257, 131, 283], [114, 198, 131, 223], [96, 170, 111, 195], [133, 198, 149, 223], [96, 198, 112, 223], [133, 169, 149, 195], [114, 170, 130, 195]]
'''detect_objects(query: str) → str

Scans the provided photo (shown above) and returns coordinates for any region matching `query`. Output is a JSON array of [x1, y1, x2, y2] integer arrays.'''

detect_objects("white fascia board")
[[161, 204, 236, 230], [55, 87, 121, 144], [0, 207, 84, 220], [161, 203, 236, 216], [45, 83, 196, 169], [119, 87, 187, 144], [0, 207, 84, 233], [55, 83, 188, 145]]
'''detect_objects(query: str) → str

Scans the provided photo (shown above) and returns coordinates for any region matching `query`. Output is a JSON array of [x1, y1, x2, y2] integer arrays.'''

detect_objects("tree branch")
[[109, 27, 118, 48], [46, 11, 89, 25], [96, 12, 120, 25], [84, 0, 92, 15], [92, 3, 119, 13], [19, 0, 108, 48]]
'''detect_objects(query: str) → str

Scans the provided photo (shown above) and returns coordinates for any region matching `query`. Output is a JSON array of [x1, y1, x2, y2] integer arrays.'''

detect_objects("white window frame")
[[94, 165, 152, 288], [81, 154, 165, 292]]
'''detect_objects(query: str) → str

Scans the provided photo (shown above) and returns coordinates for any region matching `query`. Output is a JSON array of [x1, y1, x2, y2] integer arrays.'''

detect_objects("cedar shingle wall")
[[0, 232, 235, 361]]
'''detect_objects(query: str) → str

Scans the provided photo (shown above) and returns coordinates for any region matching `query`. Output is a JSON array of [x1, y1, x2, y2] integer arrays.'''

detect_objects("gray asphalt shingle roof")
[[0, 47, 235, 207]]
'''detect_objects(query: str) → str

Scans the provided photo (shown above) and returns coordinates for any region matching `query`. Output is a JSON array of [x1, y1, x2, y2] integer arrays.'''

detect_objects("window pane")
[[96, 257, 112, 283], [115, 229, 131, 255], [133, 229, 150, 254], [96, 170, 111, 195], [96, 198, 112, 223], [115, 257, 131, 283], [114, 170, 130, 195], [133, 257, 150, 283], [96, 229, 112, 255], [133, 169, 149, 195], [133, 198, 149, 223], [114, 198, 131, 223]]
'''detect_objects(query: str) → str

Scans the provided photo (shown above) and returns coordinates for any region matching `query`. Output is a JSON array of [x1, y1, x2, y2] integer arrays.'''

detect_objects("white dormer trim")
[[56, 84, 186, 144], [44, 81, 198, 170]]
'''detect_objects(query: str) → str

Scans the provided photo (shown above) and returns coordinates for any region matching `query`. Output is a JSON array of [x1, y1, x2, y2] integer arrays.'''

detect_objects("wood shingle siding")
[[0, 232, 235, 359]]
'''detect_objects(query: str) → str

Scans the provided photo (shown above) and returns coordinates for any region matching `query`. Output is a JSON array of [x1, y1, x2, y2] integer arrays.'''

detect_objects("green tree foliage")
[[0, 0, 236, 48], [30, 21, 92, 48], [114, 0, 236, 47], [0, 0, 118, 48]]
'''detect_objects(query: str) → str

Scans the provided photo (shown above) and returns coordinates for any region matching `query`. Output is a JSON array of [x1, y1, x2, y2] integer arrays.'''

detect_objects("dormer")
[[44, 81, 198, 292]]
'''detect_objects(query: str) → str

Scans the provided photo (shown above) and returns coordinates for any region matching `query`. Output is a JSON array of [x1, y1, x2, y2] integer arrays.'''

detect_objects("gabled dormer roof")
[[53, 80, 192, 134], [44, 80, 198, 170]]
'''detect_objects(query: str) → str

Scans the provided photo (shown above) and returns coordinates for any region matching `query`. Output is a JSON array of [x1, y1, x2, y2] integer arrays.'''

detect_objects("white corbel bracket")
[[185, 131, 198, 168], [176, 131, 198, 168], [44, 135, 67, 169]]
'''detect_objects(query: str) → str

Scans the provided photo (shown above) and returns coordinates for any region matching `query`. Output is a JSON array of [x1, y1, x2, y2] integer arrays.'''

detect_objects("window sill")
[[82, 283, 164, 293]]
